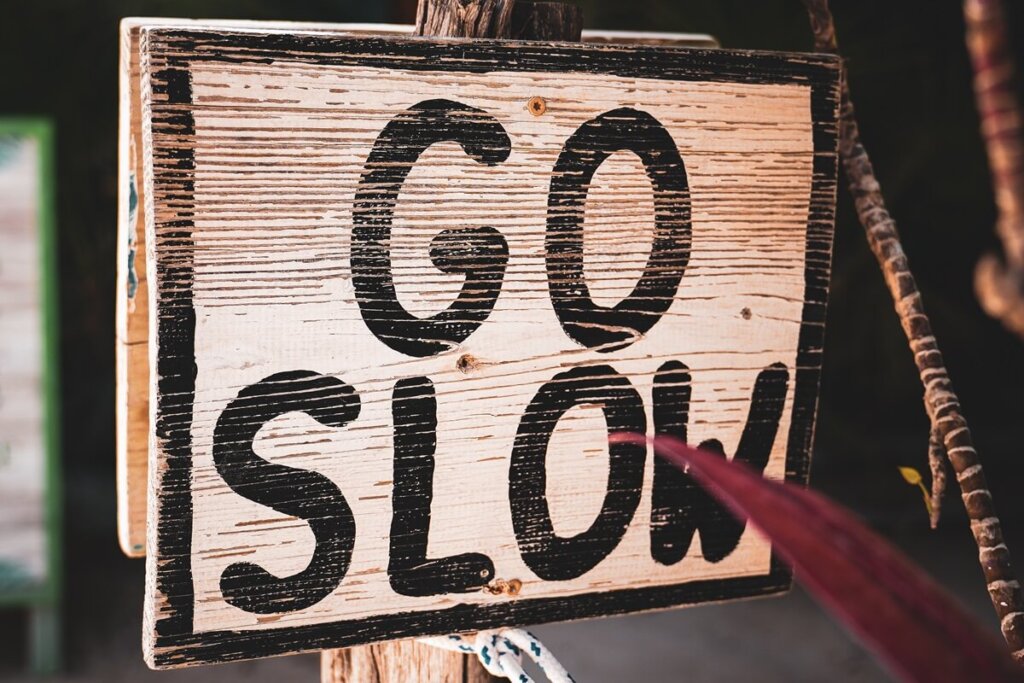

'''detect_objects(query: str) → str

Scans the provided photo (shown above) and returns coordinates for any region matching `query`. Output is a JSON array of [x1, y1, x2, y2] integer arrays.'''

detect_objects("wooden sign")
[[0, 119, 61, 671], [134, 25, 839, 668], [115, 19, 720, 559]]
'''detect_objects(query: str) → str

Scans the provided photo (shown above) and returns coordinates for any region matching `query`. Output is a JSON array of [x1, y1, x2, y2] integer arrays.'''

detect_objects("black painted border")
[[145, 28, 841, 668]]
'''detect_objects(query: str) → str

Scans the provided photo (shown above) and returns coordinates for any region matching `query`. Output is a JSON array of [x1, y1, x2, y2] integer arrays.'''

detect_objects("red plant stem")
[[802, 0, 1024, 661], [612, 434, 1024, 683]]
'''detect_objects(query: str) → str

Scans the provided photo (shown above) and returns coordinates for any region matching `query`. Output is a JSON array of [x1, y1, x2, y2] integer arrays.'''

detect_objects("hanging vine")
[[801, 0, 1024, 661]]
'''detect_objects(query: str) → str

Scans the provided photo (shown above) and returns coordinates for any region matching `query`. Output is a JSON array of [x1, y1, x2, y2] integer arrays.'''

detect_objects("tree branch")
[[801, 0, 1024, 661], [965, 0, 1024, 339]]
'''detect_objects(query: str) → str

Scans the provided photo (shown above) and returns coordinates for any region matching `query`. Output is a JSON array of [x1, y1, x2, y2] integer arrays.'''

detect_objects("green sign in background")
[[0, 119, 62, 674]]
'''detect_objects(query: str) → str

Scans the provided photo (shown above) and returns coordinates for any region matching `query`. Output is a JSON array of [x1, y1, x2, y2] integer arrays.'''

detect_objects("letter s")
[[213, 370, 360, 614]]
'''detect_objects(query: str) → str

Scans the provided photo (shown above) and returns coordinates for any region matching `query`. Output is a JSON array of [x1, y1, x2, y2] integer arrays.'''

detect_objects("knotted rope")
[[419, 629, 575, 683]]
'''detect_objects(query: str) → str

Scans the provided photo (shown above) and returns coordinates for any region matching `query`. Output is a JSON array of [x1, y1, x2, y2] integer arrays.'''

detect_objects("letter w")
[[650, 361, 789, 564]]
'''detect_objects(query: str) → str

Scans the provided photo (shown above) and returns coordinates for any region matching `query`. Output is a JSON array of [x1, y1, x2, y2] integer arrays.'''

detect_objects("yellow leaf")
[[898, 466, 922, 486]]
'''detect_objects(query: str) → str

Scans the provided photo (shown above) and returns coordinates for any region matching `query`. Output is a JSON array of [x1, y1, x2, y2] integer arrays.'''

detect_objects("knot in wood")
[[485, 578, 523, 596], [457, 353, 480, 373]]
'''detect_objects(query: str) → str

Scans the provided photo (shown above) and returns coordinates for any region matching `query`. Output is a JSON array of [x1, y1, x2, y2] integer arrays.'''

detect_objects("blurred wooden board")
[[0, 120, 59, 608], [116, 20, 150, 557], [134, 25, 839, 668], [115, 19, 718, 559]]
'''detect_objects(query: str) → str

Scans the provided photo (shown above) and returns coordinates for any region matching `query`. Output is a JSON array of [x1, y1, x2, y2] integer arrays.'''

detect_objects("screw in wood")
[[527, 96, 547, 116]]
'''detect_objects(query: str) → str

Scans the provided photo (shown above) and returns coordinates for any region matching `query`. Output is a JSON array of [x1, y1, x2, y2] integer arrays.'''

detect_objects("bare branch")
[[801, 0, 1024, 661], [965, 0, 1024, 338]]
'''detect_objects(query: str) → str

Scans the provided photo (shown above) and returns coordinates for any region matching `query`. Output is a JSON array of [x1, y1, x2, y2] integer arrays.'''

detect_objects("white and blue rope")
[[418, 629, 575, 683]]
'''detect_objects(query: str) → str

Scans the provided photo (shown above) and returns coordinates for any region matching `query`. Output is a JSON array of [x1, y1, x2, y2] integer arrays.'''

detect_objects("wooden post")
[[320, 640, 497, 683], [320, 1, 581, 680]]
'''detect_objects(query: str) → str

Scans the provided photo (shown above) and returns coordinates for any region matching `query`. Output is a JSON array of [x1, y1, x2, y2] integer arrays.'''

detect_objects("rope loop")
[[418, 628, 575, 683]]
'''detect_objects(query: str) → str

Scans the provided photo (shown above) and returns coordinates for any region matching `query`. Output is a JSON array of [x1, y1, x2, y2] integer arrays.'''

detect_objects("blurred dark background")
[[1, 0, 1023, 680]]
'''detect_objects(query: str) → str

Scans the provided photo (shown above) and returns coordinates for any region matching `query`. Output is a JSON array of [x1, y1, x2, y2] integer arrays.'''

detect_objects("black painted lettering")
[[546, 108, 691, 352], [510, 365, 646, 581], [389, 376, 494, 595], [650, 360, 692, 565], [650, 362, 789, 564], [213, 370, 360, 614], [352, 99, 512, 357]]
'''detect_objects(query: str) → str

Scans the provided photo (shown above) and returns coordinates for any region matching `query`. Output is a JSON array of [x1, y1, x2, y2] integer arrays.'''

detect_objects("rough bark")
[[322, 2, 582, 679], [965, 0, 1024, 339], [928, 428, 947, 528], [321, 641, 494, 683], [802, 0, 1024, 662], [415, 0, 517, 39], [510, 1, 583, 41]]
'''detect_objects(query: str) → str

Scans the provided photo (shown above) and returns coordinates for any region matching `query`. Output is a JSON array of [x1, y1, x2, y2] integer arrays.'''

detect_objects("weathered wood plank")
[[116, 20, 150, 558], [134, 22, 839, 669], [324, 2, 582, 678], [115, 19, 718, 561]]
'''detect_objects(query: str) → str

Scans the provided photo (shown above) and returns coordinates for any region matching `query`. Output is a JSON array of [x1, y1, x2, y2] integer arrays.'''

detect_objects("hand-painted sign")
[[135, 26, 839, 668], [115, 18, 720, 560]]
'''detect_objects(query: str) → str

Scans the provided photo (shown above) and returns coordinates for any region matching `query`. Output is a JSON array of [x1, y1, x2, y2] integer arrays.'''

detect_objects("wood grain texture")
[[415, 0, 515, 38], [116, 20, 150, 558], [510, 1, 583, 42], [115, 20, 719, 562], [135, 24, 839, 669], [321, 640, 475, 683], [0, 130, 47, 590], [322, 3, 574, 679]]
